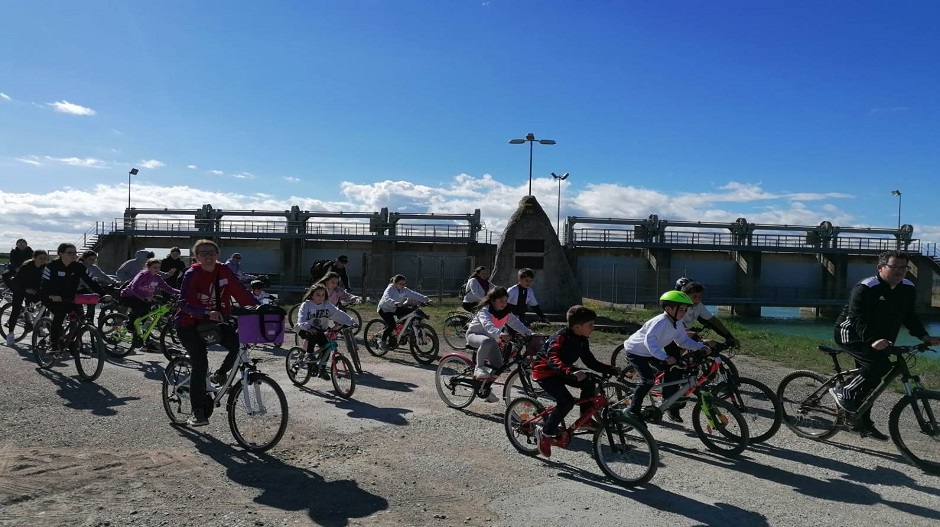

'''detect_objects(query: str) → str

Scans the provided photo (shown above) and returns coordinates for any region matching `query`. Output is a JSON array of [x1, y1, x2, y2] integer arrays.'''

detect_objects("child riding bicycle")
[[296, 283, 355, 365], [466, 286, 532, 402]]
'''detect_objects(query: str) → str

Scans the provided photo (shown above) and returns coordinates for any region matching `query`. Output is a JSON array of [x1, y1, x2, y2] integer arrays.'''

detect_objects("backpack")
[[458, 277, 471, 298], [309, 259, 334, 284]]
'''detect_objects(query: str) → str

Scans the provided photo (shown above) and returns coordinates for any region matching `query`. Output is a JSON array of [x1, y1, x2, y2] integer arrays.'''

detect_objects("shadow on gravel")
[[353, 372, 419, 392], [326, 397, 414, 426], [457, 407, 504, 425], [380, 355, 439, 372], [103, 354, 166, 382], [36, 368, 140, 416], [177, 428, 389, 527], [549, 458, 770, 526]]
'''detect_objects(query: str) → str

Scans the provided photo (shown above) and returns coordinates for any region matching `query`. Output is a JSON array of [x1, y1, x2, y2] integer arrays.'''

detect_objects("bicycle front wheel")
[[98, 313, 132, 358], [159, 319, 182, 361], [363, 319, 389, 357], [504, 396, 545, 457], [435, 353, 476, 408], [441, 313, 470, 350], [31, 318, 56, 369], [341, 328, 363, 374], [502, 367, 552, 404], [593, 416, 659, 487], [331, 354, 356, 398], [284, 346, 312, 386], [287, 304, 301, 330], [889, 392, 940, 474], [691, 396, 750, 457], [227, 373, 289, 452], [344, 307, 363, 336], [409, 323, 439, 364], [715, 377, 782, 443], [74, 326, 105, 382], [776, 370, 840, 440], [162, 356, 194, 424]]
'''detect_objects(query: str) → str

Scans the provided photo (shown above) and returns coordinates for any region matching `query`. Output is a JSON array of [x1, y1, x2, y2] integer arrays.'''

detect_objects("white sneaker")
[[473, 366, 494, 380], [484, 391, 499, 403], [5, 333, 14, 346]]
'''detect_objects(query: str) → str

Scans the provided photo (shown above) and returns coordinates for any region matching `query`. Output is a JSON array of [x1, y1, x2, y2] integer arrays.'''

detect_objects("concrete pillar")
[[733, 251, 762, 317]]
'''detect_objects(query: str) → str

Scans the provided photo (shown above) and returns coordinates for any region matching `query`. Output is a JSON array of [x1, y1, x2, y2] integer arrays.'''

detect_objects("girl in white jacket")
[[297, 284, 355, 363], [376, 274, 430, 350], [466, 286, 532, 402]]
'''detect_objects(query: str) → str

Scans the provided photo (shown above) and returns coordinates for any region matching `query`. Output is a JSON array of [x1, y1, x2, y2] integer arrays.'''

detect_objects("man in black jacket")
[[832, 250, 940, 440], [2, 238, 33, 290]]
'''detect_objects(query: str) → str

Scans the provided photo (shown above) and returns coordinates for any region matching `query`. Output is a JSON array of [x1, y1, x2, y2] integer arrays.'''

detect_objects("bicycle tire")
[[74, 326, 105, 382], [441, 313, 470, 351], [0, 302, 30, 342], [691, 396, 750, 457], [593, 415, 659, 487], [343, 307, 363, 336], [159, 319, 182, 361], [610, 343, 629, 371], [504, 396, 545, 457], [31, 318, 56, 369], [714, 376, 782, 443], [342, 328, 363, 374], [776, 369, 841, 440], [287, 304, 301, 330], [162, 356, 194, 424], [99, 313, 133, 358], [285, 346, 312, 386], [227, 372, 289, 452], [501, 367, 552, 404], [409, 322, 439, 364], [331, 354, 356, 398], [363, 319, 389, 357], [889, 392, 940, 474], [435, 353, 476, 408]]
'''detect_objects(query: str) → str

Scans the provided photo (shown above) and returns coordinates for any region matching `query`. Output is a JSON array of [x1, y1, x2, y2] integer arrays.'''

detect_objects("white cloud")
[[16, 156, 42, 166], [283, 177, 300, 183], [209, 170, 224, 175], [0, 92, 11, 102], [46, 100, 96, 116], [139, 159, 165, 169], [45, 156, 107, 168], [232, 172, 254, 180], [187, 165, 198, 170]]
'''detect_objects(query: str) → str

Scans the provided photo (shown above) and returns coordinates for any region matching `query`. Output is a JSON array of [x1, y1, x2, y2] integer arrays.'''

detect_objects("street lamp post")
[[551, 172, 569, 237], [891, 189, 902, 230], [509, 132, 556, 196], [128, 167, 139, 210]]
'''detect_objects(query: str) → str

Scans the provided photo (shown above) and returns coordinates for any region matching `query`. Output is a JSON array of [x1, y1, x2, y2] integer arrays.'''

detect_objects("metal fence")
[[361, 253, 476, 300]]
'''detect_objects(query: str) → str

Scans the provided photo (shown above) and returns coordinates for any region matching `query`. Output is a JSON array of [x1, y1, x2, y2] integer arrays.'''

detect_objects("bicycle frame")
[[389, 307, 427, 343], [131, 302, 174, 342], [639, 356, 724, 415], [448, 339, 533, 395], [175, 345, 269, 415], [520, 392, 609, 447]]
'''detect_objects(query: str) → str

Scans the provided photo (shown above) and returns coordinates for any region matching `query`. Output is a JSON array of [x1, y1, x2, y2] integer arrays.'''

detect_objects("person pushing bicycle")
[[831, 250, 940, 440], [531, 305, 618, 458]]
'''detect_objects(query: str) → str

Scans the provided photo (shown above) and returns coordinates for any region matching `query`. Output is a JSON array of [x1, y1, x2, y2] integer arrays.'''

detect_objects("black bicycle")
[[31, 301, 107, 382], [777, 342, 940, 474]]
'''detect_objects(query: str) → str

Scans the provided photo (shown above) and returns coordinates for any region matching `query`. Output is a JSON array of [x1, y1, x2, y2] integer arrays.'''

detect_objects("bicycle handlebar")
[[889, 342, 936, 355]]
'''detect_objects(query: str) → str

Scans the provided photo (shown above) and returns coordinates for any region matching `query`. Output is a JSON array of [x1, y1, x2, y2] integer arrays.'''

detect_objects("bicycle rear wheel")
[[409, 323, 439, 364], [0, 303, 30, 342], [162, 356, 194, 424], [715, 377, 782, 443], [593, 415, 659, 487], [227, 373, 288, 452], [609, 343, 629, 371], [504, 396, 545, 457], [776, 370, 841, 440], [287, 304, 300, 330], [74, 326, 105, 381], [363, 319, 389, 357], [501, 367, 552, 404], [31, 318, 56, 369], [98, 313, 133, 358], [284, 346, 312, 386], [441, 313, 470, 350], [889, 392, 940, 474], [691, 396, 750, 457], [435, 354, 476, 408], [343, 307, 362, 336], [331, 354, 356, 398]]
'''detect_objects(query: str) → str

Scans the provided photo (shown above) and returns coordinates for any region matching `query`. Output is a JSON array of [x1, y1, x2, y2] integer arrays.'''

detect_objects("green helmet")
[[659, 290, 694, 306]]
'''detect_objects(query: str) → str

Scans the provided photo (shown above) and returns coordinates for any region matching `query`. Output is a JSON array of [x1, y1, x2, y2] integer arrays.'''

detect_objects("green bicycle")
[[99, 298, 179, 359]]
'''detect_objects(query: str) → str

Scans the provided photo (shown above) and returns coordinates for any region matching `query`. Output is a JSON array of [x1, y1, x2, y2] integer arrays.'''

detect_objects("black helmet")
[[675, 277, 693, 291], [250, 280, 264, 289]]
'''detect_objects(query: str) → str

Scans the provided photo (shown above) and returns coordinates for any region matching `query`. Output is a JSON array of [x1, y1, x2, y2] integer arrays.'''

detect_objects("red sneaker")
[[535, 426, 553, 457]]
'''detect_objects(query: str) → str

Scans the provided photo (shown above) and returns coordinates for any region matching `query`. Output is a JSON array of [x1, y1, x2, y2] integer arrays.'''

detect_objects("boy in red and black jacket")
[[531, 305, 618, 457]]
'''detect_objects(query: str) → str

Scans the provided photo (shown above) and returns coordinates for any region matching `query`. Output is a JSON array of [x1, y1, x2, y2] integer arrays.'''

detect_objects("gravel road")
[[1, 333, 938, 527]]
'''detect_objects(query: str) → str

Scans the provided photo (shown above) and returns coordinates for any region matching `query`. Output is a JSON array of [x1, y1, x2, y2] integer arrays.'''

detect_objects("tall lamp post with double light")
[[891, 189, 902, 230], [551, 172, 569, 238], [128, 167, 139, 210], [509, 132, 555, 196]]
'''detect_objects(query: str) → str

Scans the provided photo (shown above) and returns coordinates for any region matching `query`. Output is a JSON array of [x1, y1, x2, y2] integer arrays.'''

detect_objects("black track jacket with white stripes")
[[834, 275, 927, 348]]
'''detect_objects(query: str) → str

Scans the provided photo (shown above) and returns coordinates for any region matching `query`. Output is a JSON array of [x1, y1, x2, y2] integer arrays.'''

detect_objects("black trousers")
[[379, 306, 414, 344], [536, 375, 598, 436], [177, 324, 240, 415], [121, 297, 153, 336], [298, 329, 328, 353], [842, 342, 893, 424], [627, 354, 666, 415], [6, 290, 38, 333], [43, 301, 83, 348]]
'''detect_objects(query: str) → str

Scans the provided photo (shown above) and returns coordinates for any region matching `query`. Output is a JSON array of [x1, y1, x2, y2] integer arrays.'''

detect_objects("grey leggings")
[[467, 333, 503, 371]]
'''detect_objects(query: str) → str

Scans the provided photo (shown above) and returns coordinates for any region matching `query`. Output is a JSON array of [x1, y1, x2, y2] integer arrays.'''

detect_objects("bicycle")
[[284, 324, 357, 398], [441, 310, 472, 350], [610, 326, 741, 379], [0, 297, 48, 342], [776, 342, 940, 474], [288, 299, 363, 336], [161, 326, 289, 452], [98, 297, 179, 359], [617, 343, 751, 456], [504, 371, 659, 487], [31, 295, 107, 382], [363, 301, 439, 364]]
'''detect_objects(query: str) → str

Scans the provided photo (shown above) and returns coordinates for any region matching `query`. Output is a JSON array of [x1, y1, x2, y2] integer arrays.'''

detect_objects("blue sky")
[[2, 1, 940, 250]]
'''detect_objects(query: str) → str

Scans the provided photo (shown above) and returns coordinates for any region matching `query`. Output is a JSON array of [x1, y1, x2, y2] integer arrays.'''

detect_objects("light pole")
[[551, 172, 569, 237], [509, 132, 555, 196], [128, 167, 139, 210], [891, 189, 902, 230]]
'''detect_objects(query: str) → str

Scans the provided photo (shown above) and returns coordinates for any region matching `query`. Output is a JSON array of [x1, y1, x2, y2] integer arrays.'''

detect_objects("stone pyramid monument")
[[491, 196, 582, 314]]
